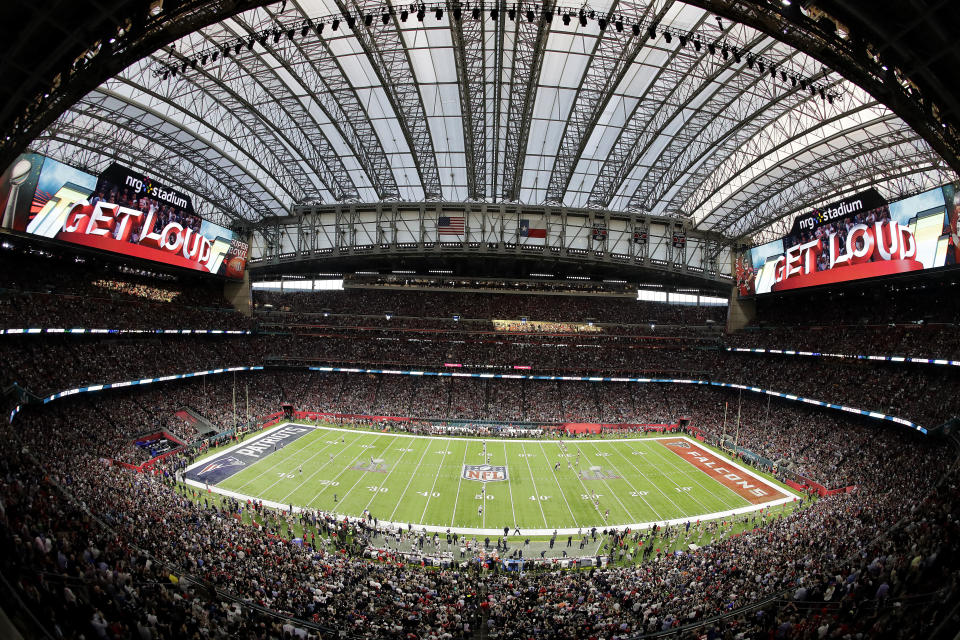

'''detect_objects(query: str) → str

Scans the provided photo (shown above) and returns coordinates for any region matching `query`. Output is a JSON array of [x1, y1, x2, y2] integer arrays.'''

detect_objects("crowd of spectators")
[[35, 368, 933, 490], [2, 328, 957, 431], [254, 289, 726, 326], [1, 371, 957, 639], [0, 247, 251, 330], [726, 323, 960, 360]]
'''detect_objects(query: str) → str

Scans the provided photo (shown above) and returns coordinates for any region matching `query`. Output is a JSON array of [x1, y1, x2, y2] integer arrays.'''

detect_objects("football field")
[[184, 423, 796, 535]]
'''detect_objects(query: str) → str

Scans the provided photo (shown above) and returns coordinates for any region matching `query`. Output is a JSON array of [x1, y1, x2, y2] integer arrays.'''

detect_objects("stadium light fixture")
[[632, 23, 639, 36], [562, 12, 570, 25], [435, 8, 443, 20], [400, 9, 408, 21]]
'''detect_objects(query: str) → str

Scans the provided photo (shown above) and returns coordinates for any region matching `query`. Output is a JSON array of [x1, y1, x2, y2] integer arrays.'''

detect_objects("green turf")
[[209, 424, 792, 531]]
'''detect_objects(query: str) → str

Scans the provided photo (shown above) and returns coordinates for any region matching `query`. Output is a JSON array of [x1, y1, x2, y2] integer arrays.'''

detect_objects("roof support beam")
[[339, 0, 443, 200], [448, 1, 487, 200], [500, 3, 552, 201], [544, 0, 665, 205]]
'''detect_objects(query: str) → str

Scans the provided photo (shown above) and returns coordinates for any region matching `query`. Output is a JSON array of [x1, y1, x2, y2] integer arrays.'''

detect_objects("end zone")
[[660, 438, 789, 504], [183, 423, 316, 484]]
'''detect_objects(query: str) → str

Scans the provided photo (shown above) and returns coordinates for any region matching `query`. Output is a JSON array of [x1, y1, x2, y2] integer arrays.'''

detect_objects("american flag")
[[437, 215, 465, 235]]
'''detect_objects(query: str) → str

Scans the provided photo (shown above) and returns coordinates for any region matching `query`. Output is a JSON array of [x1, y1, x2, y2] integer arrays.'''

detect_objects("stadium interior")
[[1, 1, 960, 639]]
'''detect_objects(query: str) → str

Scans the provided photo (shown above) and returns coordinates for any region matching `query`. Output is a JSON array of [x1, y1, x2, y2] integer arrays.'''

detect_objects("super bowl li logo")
[[462, 464, 508, 482]]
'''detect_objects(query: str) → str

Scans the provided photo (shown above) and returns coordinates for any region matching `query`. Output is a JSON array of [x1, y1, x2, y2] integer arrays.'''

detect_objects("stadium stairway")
[[182, 406, 218, 436]]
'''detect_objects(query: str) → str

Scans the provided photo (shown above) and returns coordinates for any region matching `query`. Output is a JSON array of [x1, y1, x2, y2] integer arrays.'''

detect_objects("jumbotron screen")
[[736, 184, 960, 295], [0, 153, 248, 279]]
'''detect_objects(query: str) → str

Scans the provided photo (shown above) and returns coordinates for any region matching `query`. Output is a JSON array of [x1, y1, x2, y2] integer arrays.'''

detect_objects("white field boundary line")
[[185, 426, 802, 536]]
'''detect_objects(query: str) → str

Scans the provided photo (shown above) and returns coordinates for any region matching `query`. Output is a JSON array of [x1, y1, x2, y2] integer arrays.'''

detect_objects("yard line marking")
[[502, 441, 517, 529], [304, 434, 384, 506], [420, 439, 452, 525], [388, 437, 433, 522], [450, 440, 472, 526], [576, 443, 636, 523], [564, 445, 609, 523], [585, 441, 665, 521], [275, 434, 368, 504], [645, 441, 748, 511], [519, 442, 549, 529], [230, 432, 328, 492], [236, 434, 341, 499], [276, 448, 342, 504], [537, 441, 579, 527], [335, 435, 402, 509], [602, 442, 688, 518], [361, 435, 418, 514]]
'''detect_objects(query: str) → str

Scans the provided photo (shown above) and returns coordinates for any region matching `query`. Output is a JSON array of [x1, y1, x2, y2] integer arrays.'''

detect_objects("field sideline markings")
[[388, 436, 433, 522], [588, 441, 667, 522], [519, 442, 549, 529], [576, 442, 636, 523], [537, 441, 580, 528], [186, 427, 799, 535], [419, 439, 452, 525], [304, 433, 384, 507], [331, 435, 403, 510], [644, 441, 749, 511], [222, 430, 323, 492]]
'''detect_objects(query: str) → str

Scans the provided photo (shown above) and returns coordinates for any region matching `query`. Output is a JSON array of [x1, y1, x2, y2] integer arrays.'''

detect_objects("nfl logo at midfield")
[[462, 464, 508, 482]]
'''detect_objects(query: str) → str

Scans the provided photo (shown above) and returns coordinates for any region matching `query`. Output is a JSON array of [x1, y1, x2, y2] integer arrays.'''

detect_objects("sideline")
[[184, 423, 801, 536]]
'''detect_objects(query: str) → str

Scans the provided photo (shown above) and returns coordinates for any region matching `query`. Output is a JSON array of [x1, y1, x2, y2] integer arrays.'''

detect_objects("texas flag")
[[519, 218, 546, 238]]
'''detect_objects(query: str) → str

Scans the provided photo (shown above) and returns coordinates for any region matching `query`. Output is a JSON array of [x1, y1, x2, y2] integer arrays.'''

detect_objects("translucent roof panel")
[[29, 0, 955, 236]]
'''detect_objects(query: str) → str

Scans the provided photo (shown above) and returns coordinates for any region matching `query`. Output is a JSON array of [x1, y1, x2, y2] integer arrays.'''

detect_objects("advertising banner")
[[738, 184, 960, 295], [0, 154, 248, 279]]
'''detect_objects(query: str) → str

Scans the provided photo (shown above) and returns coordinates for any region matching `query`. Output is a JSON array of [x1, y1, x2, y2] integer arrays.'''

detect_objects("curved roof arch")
[[17, 0, 960, 241]]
